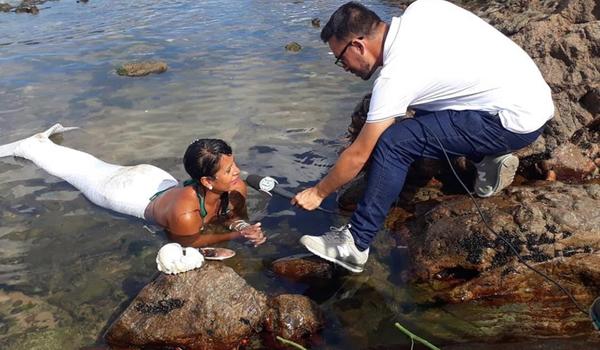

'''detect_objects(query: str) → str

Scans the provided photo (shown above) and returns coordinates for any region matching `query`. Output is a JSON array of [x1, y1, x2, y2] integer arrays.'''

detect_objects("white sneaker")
[[299, 225, 369, 273], [474, 154, 519, 197]]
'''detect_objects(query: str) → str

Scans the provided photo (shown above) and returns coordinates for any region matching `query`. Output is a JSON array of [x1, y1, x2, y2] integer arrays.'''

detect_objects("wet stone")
[[15, 5, 39, 14], [271, 254, 333, 281], [116, 60, 168, 77], [284, 42, 302, 52], [311, 18, 320, 27], [263, 294, 323, 347], [105, 262, 324, 349]]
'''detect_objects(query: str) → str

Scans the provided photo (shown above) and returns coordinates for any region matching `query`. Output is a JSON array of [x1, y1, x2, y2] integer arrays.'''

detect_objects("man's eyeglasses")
[[335, 36, 363, 67]]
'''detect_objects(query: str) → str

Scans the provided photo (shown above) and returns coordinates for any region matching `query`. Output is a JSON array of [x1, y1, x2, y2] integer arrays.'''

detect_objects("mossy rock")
[[285, 42, 302, 52], [116, 60, 168, 77]]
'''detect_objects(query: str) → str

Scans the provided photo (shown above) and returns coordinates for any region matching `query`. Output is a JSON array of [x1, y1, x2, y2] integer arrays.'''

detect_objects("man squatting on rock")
[[291, 0, 554, 273]]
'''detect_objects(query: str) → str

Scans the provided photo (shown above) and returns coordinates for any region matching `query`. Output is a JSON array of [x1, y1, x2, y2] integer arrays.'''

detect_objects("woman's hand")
[[240, 223, 266, 247]]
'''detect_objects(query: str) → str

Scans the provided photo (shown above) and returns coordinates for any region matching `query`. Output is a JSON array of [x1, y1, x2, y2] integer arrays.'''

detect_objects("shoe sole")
[[300, 239, 364, 273], [477, 154, 519, 198]]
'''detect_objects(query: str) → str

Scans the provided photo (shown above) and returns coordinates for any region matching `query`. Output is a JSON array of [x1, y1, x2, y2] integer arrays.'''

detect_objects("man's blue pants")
[[349, 109, 544, 251]]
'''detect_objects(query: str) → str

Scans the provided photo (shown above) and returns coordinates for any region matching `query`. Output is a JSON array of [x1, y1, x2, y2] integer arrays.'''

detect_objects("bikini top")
[[149, 179, 229, 219]]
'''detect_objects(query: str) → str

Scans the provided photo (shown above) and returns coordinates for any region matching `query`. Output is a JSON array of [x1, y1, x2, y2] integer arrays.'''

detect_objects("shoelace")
[[323, 225, 351, 242]]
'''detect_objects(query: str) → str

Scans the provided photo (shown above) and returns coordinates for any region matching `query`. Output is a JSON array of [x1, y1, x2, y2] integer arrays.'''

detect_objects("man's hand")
[[291, 186, 325, 211], [240, 223, 266, 247]]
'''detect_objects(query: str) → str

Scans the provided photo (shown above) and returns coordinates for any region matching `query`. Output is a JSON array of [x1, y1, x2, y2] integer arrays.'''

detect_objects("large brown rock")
[[105, 262, 324, 349], [404, 183, 599, 314], [105, 263, 267, 349]]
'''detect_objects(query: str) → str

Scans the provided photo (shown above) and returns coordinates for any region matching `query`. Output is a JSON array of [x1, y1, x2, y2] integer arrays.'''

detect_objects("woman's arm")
[[224, 181, 267, 246], [167, 230, 242, 248]]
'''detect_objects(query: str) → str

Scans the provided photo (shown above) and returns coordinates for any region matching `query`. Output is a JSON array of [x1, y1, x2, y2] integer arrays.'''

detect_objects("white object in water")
[[156, 243, 204, 274]]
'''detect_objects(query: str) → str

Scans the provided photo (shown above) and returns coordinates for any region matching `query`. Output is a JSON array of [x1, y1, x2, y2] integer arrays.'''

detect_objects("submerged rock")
[[263, 294, 324, 348], [311, 18, 320, 27], [105, 262, 324, 349], [116, 60, 168, 77], [271, 254, 333, 281], [285, 42, 302, 52], [15, 4, 39, 14]]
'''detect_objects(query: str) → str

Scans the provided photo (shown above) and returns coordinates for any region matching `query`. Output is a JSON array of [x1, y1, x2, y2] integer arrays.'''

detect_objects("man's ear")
[[354, 38, 366, 55]]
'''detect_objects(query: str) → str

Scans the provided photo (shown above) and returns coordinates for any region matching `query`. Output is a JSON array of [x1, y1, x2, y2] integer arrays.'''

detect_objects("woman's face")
[[209, 154, 241, 192]]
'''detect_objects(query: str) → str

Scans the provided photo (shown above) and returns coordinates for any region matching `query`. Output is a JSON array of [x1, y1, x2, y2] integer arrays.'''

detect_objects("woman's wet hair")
[[184, 139, 232, 180], [321, 2, 382, 43]]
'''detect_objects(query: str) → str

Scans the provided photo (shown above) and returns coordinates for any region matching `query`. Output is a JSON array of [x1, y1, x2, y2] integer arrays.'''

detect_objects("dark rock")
[[263, 294, 324, 348], [105, 262, 325, 349], [336, 172, 367, 211], [311, 18, 320, 27], [105, 263, 268, 349], [580, 88, 600, 115], [116, 60, 168, 77], [15, 5, 39, 14], [284, 42, 302, 52], [345, 93, 371, 144], [405, 183, 599, 316], [0, 4, 12, 12], [271, 254, 333, 281]]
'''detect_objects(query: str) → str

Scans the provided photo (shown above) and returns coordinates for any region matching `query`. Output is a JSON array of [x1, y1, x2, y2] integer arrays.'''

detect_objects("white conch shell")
[[156, 243, 204, 274]]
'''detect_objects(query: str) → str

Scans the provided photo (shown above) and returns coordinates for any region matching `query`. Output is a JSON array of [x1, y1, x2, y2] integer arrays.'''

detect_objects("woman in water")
[[0, 123, 266, 248]]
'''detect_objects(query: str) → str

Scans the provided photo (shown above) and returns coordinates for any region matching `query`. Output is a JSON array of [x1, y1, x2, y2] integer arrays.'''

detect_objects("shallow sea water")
[[0, 1, 598, 349]]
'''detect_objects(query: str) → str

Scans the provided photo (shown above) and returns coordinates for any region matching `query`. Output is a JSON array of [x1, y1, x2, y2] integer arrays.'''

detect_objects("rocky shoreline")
[[329, 0, 599, 341]]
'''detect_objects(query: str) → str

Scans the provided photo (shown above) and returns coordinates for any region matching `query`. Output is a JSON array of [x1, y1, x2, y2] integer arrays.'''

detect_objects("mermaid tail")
[[1, 123, 177, 219], [0, 123, 78, 158]]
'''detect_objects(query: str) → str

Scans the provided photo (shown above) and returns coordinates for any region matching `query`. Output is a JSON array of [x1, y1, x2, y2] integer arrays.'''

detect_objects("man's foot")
[[591, 297, 600, 330], [299, 224, 369, 273], [474, 154, 519, 197]]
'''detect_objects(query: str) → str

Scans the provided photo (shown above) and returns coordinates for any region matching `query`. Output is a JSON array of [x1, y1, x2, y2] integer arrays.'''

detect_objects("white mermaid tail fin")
[[39, 123, 79, 138], [0, 123, 79, 158]]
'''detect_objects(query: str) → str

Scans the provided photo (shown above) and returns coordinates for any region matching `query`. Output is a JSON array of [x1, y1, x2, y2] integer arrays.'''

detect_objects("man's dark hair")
[[184, 139, 232, 180], [321, 2, 382, 43]]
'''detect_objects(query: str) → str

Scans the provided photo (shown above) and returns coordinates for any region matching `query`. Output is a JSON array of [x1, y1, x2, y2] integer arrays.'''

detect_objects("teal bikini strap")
[[149, 187, 173, 201], [184, 179, 208, 218]]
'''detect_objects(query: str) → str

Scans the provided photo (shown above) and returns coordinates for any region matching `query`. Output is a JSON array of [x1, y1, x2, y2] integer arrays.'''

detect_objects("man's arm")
[[292, 118, 395, 210]]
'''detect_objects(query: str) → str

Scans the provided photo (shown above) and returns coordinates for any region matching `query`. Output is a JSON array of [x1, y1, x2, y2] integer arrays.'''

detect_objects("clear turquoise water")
[[0, 1, 597, 349]]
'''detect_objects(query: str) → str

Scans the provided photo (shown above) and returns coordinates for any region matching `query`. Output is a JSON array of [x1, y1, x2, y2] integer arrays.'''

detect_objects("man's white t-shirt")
[[367, 0, 554, 133]]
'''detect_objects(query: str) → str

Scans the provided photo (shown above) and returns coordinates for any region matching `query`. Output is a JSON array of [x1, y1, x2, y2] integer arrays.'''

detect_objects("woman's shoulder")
[[153, 187, 199, 217], [168, 186, 202, 212], [167, 187, 203, 235]]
